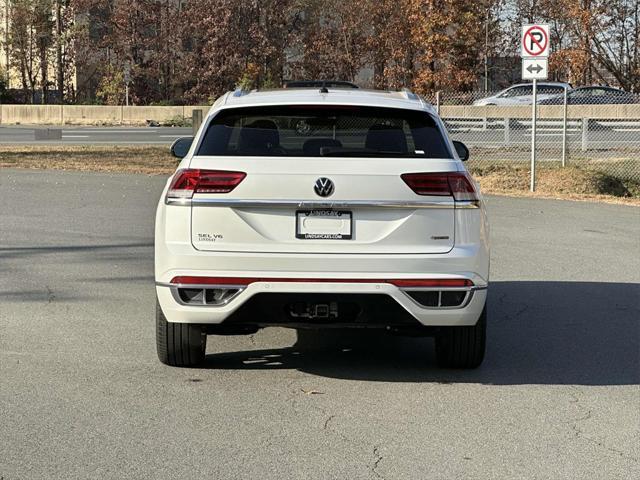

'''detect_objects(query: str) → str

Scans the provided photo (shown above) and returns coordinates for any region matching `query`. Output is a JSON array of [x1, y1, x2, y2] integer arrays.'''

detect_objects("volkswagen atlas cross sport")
[[155, 87, 489, 368]]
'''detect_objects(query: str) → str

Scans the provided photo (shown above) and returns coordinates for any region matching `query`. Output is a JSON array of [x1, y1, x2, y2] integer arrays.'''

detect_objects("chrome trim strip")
[[165, 197, 192, 206], [455, 200, 481, 209], [165, 198, 479, 209]]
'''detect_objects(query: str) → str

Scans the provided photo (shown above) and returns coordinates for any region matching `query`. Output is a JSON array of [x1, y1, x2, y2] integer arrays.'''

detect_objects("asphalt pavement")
[[0, 169, 639, 479], [0, 124, 638, 148], [0, 126, 192, 145]]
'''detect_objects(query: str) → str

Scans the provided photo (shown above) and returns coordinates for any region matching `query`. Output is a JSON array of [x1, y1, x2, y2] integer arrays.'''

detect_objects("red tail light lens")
[[401, 172, 479, 202], [170, 276, 474, 287], [447, 173, 478, 201], [389, 279, 473, 288], [167, 169, 246, 199]]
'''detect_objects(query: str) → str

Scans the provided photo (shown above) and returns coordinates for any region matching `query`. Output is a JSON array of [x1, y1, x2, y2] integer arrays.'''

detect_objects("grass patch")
[[0, 145, 177, 175], [469, 164, 640, 205], [1, 145, 638, 205], [159, 115, 192, 127]]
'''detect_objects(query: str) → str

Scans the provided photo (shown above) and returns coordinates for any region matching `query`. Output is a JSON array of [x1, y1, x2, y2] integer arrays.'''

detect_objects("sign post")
[[531, 78, 537, 192], [521, 24, 550, 192]]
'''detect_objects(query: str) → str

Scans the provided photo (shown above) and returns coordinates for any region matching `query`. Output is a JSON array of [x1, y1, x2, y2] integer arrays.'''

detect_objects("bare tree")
[[6, 0, 40, 102], [5, 0, 638, 105]]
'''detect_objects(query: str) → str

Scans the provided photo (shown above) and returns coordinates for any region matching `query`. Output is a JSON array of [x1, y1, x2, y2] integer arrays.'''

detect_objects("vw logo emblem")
[[314, 177, 335, 197]]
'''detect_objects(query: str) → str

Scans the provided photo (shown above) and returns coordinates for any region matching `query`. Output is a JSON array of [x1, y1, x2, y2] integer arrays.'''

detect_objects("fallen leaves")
[[300, 388, 325, 395]]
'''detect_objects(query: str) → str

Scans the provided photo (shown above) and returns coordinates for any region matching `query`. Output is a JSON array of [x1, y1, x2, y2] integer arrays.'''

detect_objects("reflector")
[[170, 276, 473, 287]]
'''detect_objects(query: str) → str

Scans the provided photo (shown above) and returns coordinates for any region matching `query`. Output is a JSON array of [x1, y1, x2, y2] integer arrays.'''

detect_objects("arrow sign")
[[522, 58, 548, 80]]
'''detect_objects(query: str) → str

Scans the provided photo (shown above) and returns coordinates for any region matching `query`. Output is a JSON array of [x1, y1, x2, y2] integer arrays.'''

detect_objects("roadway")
[[0, 169, 639, 479], [0, 126, 192, 145], [0, 125, 638, 148]]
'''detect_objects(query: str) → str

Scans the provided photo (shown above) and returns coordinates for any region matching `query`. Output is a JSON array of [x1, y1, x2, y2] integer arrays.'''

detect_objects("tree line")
[[1, 0, 638, 105]]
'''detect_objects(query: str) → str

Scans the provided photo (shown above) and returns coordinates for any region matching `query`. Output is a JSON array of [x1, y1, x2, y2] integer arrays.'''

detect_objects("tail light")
[[171, 276, 473, 287], [167, 169, 246, 200], [389, 279, 473, 288], [401, 172, 478, 202]]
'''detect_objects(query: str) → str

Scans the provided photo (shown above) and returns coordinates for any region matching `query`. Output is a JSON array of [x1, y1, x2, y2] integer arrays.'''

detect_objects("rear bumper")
[[156, 279, 487, 327], [155, 207, 489, 327]]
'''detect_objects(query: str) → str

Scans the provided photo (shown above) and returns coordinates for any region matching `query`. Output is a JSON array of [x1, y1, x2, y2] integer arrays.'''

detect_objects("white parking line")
[[62, 135, 90, 138]]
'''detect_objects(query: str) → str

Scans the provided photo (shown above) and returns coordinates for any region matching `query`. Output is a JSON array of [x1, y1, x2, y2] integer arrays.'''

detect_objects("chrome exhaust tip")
[[174, 287, 242, 306]]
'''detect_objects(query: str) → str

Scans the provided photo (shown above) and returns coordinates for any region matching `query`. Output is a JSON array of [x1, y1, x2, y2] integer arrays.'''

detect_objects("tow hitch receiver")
[[289, 302, 339, 320]]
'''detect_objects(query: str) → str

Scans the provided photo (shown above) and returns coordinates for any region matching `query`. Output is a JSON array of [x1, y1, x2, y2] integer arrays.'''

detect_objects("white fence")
[[1, 95, 639, 181], [430, 93, 640, 182]]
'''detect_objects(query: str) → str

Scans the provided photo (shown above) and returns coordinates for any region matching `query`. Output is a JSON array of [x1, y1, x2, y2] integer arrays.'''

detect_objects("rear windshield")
[[197, 105, 452, 158]]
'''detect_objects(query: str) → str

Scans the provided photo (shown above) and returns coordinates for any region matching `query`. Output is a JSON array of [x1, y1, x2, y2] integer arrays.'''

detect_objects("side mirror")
[[452, 140, 469, 161], [170, 137, 193, 158]]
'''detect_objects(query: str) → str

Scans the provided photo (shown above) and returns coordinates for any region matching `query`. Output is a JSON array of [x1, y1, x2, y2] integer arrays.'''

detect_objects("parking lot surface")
[[1, 169, 638, 479]]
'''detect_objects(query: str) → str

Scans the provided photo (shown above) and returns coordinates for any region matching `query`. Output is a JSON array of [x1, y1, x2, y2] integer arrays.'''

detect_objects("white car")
[[155, 87, 490, 368], [473, 82, 570, 105]]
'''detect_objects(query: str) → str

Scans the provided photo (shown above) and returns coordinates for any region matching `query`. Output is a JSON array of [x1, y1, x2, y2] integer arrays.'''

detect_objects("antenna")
[[319, 81, 329, 94]]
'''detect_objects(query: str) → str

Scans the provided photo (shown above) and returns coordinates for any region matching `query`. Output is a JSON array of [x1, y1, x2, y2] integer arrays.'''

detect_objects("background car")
[[473, 82, 571, 106], [538, 86, 638, 105]]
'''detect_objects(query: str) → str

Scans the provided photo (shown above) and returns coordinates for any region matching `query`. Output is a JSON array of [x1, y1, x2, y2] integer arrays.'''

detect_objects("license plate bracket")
[[295, 210, 352, 240]]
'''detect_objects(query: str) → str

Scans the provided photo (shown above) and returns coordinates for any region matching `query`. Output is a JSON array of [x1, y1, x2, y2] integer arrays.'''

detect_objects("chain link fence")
[[425, 88, 640, 184]]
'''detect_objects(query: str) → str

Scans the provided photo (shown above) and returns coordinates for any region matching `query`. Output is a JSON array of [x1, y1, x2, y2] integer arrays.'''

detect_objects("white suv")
[[155, 87, 489, 368]]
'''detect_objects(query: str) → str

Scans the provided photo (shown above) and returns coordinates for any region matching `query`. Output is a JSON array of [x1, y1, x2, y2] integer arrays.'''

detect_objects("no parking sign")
[[521, 24, 550, 58], [520, 24, 551, 192]]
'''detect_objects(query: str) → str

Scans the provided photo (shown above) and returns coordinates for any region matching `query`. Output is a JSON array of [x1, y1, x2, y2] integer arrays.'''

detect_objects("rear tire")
[[435, 306, 486, 369], [156, 300, 206, 367]]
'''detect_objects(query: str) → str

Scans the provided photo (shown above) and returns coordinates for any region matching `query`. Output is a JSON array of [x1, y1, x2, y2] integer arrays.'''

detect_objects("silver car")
[[473, 82, 571, 106]]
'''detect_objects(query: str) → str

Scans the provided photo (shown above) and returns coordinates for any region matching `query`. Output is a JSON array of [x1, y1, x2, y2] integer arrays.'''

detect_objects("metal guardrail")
[[429, 90, 640, 182], [0, 104, 208, 125], [1, 91, 638, 182]]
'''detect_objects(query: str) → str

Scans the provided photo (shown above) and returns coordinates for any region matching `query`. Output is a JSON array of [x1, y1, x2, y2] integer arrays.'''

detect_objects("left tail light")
[[166, 169, 246, 200]]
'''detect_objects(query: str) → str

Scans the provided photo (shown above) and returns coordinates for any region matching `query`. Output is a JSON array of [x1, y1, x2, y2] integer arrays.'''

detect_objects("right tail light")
[[401, 172, 479, 202]]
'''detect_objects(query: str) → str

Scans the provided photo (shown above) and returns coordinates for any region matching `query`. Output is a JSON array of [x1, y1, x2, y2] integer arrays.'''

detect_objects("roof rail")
[[284, 80, 359, 89], [400, 88, 420, 101], [232, 88, 251, 97]]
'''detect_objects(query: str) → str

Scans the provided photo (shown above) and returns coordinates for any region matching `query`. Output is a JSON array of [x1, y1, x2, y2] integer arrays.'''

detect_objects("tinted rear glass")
[[197, 106, 451, 158]]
